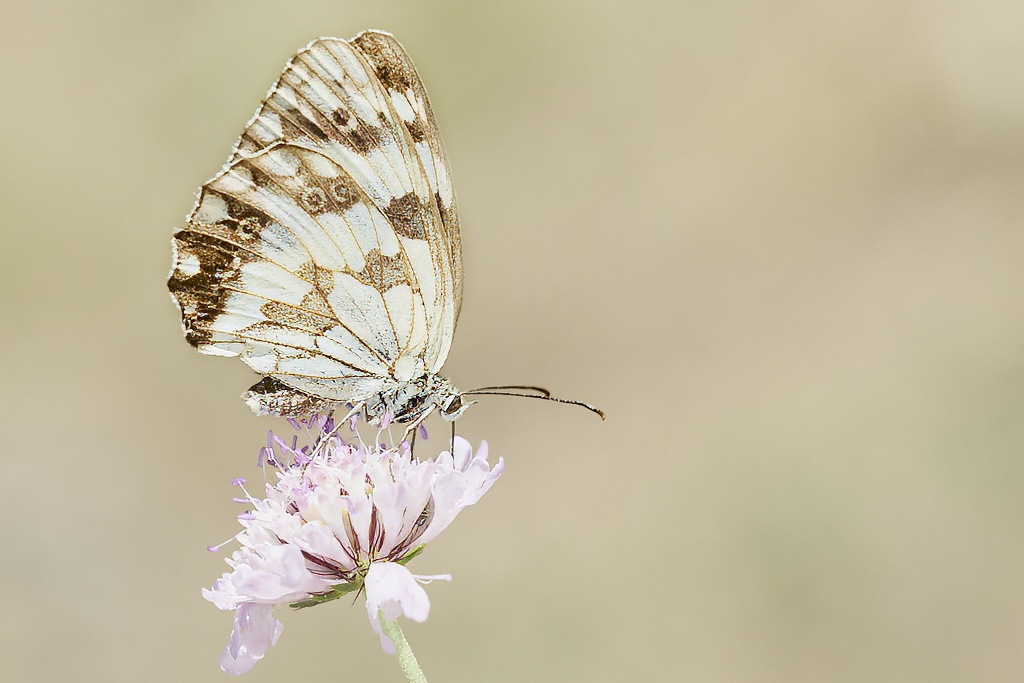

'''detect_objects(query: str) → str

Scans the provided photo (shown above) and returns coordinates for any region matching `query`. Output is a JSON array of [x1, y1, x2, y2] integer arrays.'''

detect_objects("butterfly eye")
[[442, 395, 463, 416]]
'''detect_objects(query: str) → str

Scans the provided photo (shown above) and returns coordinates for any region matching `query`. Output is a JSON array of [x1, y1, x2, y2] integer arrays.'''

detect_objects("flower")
[[203, 415, 503, 675]]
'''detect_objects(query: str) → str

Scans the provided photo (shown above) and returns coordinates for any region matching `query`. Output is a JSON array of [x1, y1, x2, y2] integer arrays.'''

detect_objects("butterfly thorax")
[[363, 373, 464, 424]]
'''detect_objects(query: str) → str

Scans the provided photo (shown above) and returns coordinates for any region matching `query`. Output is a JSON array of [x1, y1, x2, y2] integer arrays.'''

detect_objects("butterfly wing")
[[226, 31, 463, 372], [168, 32, 462, 413], [348, 30, 463, 366]]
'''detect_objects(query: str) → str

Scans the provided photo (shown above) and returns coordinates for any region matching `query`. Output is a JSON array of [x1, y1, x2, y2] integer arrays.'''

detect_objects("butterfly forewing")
[[350, 31, 464, 365], [226, 32, 461, 367], [169, 31, 462, 415]]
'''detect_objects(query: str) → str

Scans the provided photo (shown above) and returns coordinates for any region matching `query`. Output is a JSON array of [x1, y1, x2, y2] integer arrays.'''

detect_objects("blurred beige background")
[[3, 1, 1024, 681]]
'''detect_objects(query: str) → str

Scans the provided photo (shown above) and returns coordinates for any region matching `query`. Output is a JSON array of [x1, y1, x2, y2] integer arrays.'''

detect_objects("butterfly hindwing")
[[170, 144, 401, 404], [226, 32, 460, 369], [169, 32, 463, 415]]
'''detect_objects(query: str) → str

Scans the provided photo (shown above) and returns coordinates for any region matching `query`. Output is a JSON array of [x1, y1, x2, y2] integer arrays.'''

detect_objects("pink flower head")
[[203, 416, 503, 674]]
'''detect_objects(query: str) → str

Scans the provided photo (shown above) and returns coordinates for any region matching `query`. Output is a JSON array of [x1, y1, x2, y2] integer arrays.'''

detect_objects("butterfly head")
[[439, 393, 474, 421]]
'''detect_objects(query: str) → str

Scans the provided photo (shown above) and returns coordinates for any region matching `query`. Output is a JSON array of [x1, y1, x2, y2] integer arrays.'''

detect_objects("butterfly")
[[168, 30, 601, 434]]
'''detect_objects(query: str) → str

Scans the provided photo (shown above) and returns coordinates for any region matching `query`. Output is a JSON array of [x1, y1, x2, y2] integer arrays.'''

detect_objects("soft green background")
[[3, 1, 1023, 681]]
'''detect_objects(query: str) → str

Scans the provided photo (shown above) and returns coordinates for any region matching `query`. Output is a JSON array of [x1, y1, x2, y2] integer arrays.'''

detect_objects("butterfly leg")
[[450, 420, 456, 461], [312, 402, 364, 457], [400, 413, 433, 457]]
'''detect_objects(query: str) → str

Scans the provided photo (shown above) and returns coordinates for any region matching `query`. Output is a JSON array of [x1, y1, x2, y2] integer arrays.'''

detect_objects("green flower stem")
[[379, 613, 427, 683]]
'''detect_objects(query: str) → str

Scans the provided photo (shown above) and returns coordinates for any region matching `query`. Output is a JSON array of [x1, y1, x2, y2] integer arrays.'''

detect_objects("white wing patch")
[[168, 31, 463, 417]]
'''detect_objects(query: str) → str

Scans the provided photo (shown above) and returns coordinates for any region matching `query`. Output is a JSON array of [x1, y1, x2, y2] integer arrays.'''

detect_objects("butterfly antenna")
[[468, 385, 552, 397], [462, 390, 605, 420]]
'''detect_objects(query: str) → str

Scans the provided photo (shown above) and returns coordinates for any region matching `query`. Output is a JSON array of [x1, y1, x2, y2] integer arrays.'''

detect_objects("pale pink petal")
[[291, 521, 357, 572], [418, 446, 503, 545], [237, 543, 333, 601], [307, 486, 356, 555], [219, 602, 283, 675], [364, 562, 439, 653], [205, 544, 334, 609], [374, 464, 435, 555], [336, 486, 374, 548], [450, 435, 475, 469]]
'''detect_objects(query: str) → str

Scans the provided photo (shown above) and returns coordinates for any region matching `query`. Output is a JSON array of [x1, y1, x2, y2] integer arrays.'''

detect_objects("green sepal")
[[290, 581, 361, 610], [396, 544, 425, 565]]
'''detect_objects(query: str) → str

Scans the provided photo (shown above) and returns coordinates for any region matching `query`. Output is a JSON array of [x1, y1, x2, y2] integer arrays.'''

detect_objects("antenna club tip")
[[464, 388, 605, 420]]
